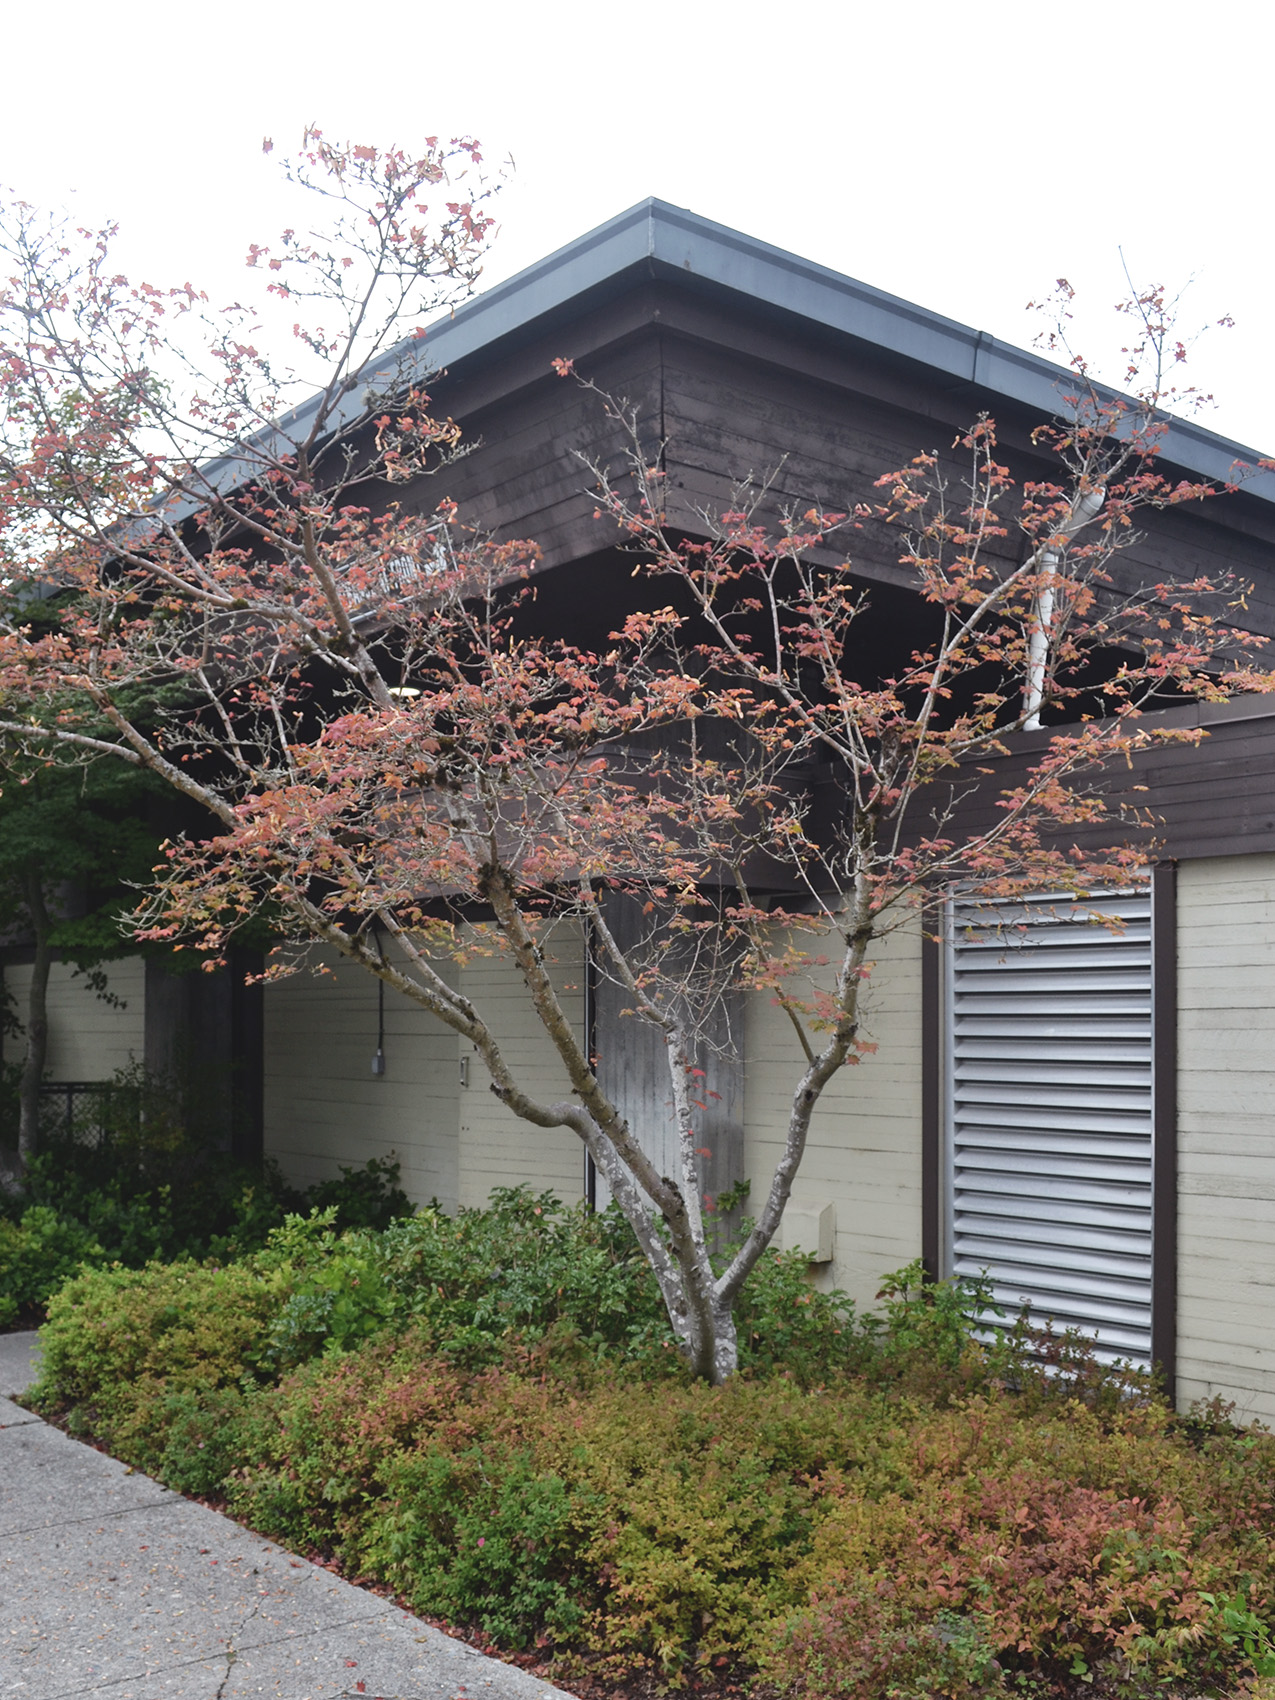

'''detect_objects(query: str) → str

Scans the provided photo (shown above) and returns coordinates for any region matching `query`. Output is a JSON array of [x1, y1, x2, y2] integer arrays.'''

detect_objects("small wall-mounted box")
[[778, 1202, 836, 1263]]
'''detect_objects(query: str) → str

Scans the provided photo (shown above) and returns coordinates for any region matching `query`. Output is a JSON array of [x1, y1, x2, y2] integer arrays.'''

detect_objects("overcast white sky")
[[2, 0, 1270, 452]]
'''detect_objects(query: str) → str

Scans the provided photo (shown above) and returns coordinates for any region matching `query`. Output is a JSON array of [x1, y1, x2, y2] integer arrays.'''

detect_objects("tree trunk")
[[17, 870, 52, 1168], [681, 1275, 740, 1385]]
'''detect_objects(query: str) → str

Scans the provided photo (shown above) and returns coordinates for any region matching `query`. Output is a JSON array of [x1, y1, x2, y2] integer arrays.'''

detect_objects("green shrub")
[[258, 1209, 392, 1370], [155, 1386, 256, 1497], [2, 1054, 416, 1316], [767, 1592, 1004, 1700], [1199, 1590, 1275, 1679], [728, 1240, 864, 1383], [366, 1187, 671, 1367], [0, 1058, 20, 1154], [362, 1440, 593, 1648], [0, 1205, 104, 1324], [350, 1189, 928, 1385], [26, 1200, 1275, 1694], [26, 1205, 409, 1453], [23, 1184, 1141, 1455], [305, 1156, 413, 1231], [17, 1134, 312, 1267], [29, 1255, 289, 1465], [218, 1342, 846, 1667], [187, 1342, 1275, 1691], [764, 1393, 1275, 1696]]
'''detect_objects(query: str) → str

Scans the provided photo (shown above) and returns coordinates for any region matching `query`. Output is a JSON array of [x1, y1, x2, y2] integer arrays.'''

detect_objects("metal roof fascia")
[[169, 196, 1275, 513], [163, 202, 664, 516], [636, 201, 1275, 503]]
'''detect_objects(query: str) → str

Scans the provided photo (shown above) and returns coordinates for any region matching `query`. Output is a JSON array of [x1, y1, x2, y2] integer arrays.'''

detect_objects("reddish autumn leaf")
[[0, 131, 1267, 1385]]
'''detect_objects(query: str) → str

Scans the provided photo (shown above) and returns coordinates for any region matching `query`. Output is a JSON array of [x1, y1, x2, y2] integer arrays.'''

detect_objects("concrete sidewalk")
[[0, 1332, 577, 1700]]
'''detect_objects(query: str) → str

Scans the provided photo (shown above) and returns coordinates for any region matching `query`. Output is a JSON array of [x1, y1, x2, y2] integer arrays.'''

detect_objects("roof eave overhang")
[[189, 197, 1275, 511]]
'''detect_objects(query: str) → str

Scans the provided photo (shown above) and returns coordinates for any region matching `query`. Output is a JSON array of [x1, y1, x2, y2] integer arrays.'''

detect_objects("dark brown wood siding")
[[941, 699, 1275, 864], [409, 277, 1275, 629]]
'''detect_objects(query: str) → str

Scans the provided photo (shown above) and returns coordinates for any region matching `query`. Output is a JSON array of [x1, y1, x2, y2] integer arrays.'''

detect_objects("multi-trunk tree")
[[0, 134, 1269, 1379]]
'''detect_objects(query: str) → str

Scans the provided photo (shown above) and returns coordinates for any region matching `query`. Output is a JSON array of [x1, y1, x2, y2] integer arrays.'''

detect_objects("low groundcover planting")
[[24, 1188, 1275, 1699]]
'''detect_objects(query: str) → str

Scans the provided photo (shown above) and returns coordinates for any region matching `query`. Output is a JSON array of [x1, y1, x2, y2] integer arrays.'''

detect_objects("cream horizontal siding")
[[2, 956, 145, 1079], [455, 924, 585, 1208], [263, 927, 588, 1214], [263, 944, 460, 1209], [744, 917, 924, 1311], [1176, 855, 1275, 1425]]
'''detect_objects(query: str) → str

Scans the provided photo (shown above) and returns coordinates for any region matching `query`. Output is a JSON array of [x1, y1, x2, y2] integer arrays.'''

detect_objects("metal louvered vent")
[[945, 890, 1153, 1366]]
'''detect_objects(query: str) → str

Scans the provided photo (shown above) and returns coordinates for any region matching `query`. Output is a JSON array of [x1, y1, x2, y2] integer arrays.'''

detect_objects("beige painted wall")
[[15, 872, 1269, 1422], [454, 924, 586, 1208], [1176, 856, 1275, 1426], [2, 955, 145, 1079], [262, 925, 587, 1212], [262, 941, 460, 1207], [744, 916, 925, 1312]]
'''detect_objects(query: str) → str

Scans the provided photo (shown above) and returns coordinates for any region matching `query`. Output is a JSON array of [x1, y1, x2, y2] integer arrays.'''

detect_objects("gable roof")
[[194, 197, 1275, 513]]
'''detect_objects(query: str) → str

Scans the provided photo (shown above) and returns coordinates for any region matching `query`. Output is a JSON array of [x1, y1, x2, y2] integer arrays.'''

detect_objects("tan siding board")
[[2, 957, 145, 1079], [1178, 1319, 1275, 1361], [1178, 1297, 1275, 1337], [1175, 856, 1275, 1425], [1178, 1009, 1275, 1033], [455, 929, 585, 1209], [1177, 1196, 1275, 1239], [1177, 924, 1275, 957], [1177, 1374, 1275, 1422], [744, 919, 924, 1311], [1177, 1335, 1275, 1377], [1177, 877, 1275, 905], [1179, 1179, 1275, 1206], [1179, 1111, 1275, 1139], [1179, 1044, 1275, 1073], [1178, 883, 1275, 907], [1178, 1151, 1275, 1188], [263, 945, 460, 1208], [1181, 1098, 1275, 1126], [1179, 1268, 1275, 1305], [1175, 1126, 1275, 1159], [1178, 967, 1275, 996]]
